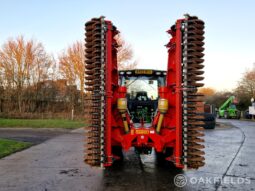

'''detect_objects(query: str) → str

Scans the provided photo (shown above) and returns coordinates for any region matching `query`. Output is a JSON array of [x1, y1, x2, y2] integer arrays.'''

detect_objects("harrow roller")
[[84, 17, 105, 166], [182, 15, 205, 169], [84, 17, 118, 167]]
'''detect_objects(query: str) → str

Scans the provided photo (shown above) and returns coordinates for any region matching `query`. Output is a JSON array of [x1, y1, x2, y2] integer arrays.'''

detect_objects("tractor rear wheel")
[[112, 146, 124, 162], [155, 148, 173, 166]]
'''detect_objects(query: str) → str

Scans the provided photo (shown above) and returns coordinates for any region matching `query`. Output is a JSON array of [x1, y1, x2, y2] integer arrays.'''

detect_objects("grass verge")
[[0, 138, 32, 158], [0, 119, 85, 129]]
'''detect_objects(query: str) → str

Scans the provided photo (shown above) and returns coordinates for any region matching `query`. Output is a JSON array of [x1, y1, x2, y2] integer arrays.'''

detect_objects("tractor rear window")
[[120, 75, 165, 101], [123, 77, 161, 101]]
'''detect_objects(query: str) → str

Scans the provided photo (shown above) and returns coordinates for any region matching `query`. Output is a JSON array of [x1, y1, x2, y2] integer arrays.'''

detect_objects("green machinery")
[[217, 96, 240, 119]]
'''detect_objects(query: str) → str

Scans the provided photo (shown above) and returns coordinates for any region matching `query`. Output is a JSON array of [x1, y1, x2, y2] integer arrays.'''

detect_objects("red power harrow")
[[84, 15, 205, 169]]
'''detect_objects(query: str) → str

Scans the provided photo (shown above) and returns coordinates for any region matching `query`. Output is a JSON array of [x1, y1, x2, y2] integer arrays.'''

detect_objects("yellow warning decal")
[[135, 129, 150, 135], [135, 70, 153, 75]]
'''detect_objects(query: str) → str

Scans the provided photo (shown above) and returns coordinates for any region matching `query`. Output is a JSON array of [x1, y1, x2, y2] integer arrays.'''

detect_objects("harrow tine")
[[84, 17, 106, 166], [182, 15, 205, 169]]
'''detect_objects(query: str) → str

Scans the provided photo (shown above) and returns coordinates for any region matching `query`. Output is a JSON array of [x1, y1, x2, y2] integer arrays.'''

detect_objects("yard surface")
[[0, 120, 255, 190], [0, 119, 85, 129], [0, 138, 32, 158]]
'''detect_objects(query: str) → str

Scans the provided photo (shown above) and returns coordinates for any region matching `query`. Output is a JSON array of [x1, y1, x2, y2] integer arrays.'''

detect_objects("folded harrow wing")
[[84, 15, 205, 169]]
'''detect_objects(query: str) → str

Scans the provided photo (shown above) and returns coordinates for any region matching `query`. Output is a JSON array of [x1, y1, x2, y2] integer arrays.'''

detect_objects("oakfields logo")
[[174, 174, 187, 187], [174, 174, 251, 187]]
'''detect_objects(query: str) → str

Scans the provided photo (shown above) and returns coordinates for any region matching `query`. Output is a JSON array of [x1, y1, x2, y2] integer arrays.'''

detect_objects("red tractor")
[[84, 15, 205, 169]]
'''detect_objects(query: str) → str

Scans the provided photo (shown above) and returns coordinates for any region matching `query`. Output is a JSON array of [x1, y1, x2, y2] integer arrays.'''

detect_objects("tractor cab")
[[229, 104, 237, 109], [119, 70, 166, 124]]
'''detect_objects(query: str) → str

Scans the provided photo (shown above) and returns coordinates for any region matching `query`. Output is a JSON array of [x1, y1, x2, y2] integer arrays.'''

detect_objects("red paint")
[[103, 18, 185, 169], [104, 21, 113, 166], [111, 126, 176, 152]]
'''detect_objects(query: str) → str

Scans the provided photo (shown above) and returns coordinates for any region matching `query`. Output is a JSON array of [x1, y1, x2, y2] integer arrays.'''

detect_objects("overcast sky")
[[0, 0, 254, 91]]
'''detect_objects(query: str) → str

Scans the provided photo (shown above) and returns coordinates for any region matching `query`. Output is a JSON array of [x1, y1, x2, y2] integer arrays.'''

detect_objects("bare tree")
[[198, 87, 216, 96], [0, 36, 53, 112], [236, 69, 255, 98], [115, 34, 137, 70], [235, 68, 255, 110], [59, 41, 85, 109]]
